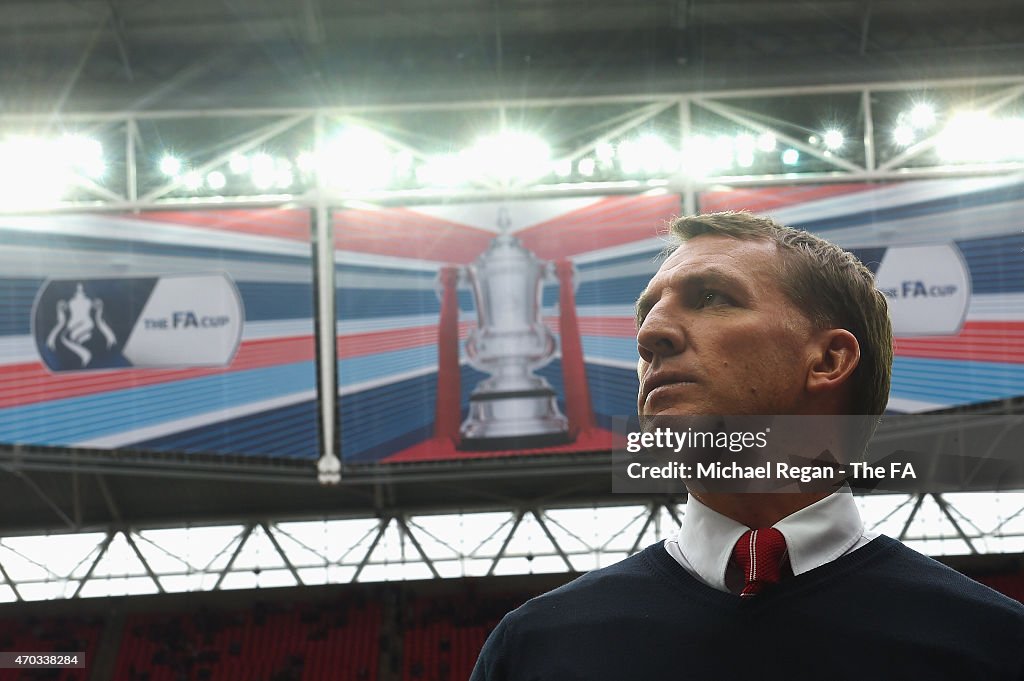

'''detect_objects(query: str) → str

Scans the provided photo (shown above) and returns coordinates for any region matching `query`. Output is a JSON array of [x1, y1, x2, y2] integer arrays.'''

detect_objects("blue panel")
[[581, 336, 637, 363], [338, 346, 439, 386], [336, 288, 475, 319], [574, 274, 651, 307], [234, 282, 314, 321], [576, 249, 664, 272], [136, 400, 319, 459], [339, 364, 488, 461], [0, 278, 47, 336], [890, 357, 1024, 404], [586, 362, 641, 420], [955, 234, 1024, 294], [0, 362, 316, 445]]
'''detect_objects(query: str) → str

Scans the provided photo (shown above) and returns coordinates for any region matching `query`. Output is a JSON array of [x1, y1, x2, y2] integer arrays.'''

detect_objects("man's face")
[[635, 234, 818, 418]]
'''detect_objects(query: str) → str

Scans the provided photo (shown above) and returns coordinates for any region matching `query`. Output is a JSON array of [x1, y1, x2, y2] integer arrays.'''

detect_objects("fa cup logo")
[[44, 283, 117, 368]]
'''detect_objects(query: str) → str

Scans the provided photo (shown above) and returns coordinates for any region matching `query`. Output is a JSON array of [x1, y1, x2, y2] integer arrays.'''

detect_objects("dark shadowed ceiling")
[[2, 0, 1023, 113]]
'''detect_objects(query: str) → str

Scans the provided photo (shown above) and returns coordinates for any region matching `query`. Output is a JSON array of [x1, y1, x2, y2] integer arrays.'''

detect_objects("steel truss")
[[0, 492, 1022, 602], [2, 74, 1024, 601], [1, 74, 1023, 216]]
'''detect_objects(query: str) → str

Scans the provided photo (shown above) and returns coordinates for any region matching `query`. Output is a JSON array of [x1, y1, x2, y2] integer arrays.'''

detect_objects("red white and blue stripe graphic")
[[0, 209, 319, 459], [334, 193, 680, 463], [701, 177, 1024, 413]]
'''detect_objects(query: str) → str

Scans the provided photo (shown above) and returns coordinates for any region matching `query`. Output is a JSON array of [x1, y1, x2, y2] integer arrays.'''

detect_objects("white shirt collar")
[[672, 489, 866, 591]]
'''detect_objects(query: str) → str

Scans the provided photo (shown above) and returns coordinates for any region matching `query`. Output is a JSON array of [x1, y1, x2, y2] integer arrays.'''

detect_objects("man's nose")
[[636, 303, 685, 362]]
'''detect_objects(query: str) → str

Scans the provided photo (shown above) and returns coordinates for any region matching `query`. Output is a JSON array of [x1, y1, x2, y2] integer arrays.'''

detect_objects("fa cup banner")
[[33, 274, 244, 372]]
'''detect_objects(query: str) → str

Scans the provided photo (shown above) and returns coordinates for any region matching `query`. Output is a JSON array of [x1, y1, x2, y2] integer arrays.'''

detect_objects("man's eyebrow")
[[635, 291, 654, 328], [634, 267, 744, 328]]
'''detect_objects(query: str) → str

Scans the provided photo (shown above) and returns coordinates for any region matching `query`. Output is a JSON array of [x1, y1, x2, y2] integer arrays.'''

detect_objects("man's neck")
[[687, 491, 831, 528]]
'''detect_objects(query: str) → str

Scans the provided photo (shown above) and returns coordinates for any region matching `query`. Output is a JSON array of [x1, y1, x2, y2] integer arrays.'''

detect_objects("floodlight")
[[250, 153, 275, 176], [320, 127, 394, 190], [0, 136, 70, 206], [393, 150, 414, 178], [822, 129, 844, 150], [229, 154, 250, 174], [909, 103, 936, 130], [736, 150, 755, 168], [62, 135, 105, 179], [680, 135, 733, 176], [577, 157, 596, 177], [595, 142, 615, 164], [553, 158, 573, 178], [935, 111, 1024, 162], [734, 133, 756, 153], [248, 153, 278, 190], [296, 152, 315, 174], [617, 134, 678, 175], [756, 132, 777, 152], [206, 171, 227, 190], [416, 154, 465, 187], [892, 124, 915, 147], [781, 148, 800, 165], [182, 171, 203, 191], [465, 131, 551, 183], [276, 168, 294, 189], [159, 155, 182, 177]]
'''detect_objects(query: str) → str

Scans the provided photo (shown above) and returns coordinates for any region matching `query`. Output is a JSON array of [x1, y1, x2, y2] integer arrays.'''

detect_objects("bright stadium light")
[[159, 155, 182, 177], [617, 134, 678, 175], [229, 154, 250, 175], [936, 111, 1024, 162], [250, 153, 275, 176], [595, 142, 616, 165], [250, 153, 277, 190], [822, 129, 845, 150], [62, 135, 105, 179], [0, 136, 72, 206], [276, 168, 294, 189], [680, 135, 733, 176], [935, 111, 991, 161], [393, 150, 414, 179], [756, 132, 777, 152], [320, 127, 394, 190], [735, 133, 756, 153], [781, 148, 800, 165], [416, 154, 465, 187], [909, 103, 937, 130], [577, 157, 596, 177], [734, 134, 756, 167], [464, 131, 551, 183], [206, 171, 227, 190], [892, 124, 915, 147], [182, 171, 203, 191], [552, 158, 573, 178], [295, 151, 315, 174]]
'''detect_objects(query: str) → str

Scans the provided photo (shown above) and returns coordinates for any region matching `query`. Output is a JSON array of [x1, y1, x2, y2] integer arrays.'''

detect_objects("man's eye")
[[697, 290, 731, 308]]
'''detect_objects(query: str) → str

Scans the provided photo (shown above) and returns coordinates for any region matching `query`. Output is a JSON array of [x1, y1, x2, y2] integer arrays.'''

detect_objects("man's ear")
[[806, 329, 860, 396]]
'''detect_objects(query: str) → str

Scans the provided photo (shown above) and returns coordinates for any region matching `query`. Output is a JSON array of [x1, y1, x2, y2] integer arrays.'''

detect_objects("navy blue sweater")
[[471, 536, 1024, 680]]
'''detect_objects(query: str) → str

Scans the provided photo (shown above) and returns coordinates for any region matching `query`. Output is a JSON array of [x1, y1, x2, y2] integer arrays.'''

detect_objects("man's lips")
[[641, 373, 699, 406]]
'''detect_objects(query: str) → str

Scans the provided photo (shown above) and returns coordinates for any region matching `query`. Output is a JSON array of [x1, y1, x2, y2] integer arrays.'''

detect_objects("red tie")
[[732, 528, 789, 598]]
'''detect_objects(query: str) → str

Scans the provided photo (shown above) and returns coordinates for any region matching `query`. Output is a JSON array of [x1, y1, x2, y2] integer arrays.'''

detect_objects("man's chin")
[[639, 409, 725, 433]]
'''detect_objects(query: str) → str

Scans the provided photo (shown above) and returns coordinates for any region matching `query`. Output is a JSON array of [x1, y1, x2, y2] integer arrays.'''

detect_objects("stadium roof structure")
[[2, 0, 1023, 112], [1, 0, 1023, 600]]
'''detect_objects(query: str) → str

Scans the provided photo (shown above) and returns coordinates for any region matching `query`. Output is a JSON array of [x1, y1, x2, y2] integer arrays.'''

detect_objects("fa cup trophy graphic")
[[456, 216, 572, 450]]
